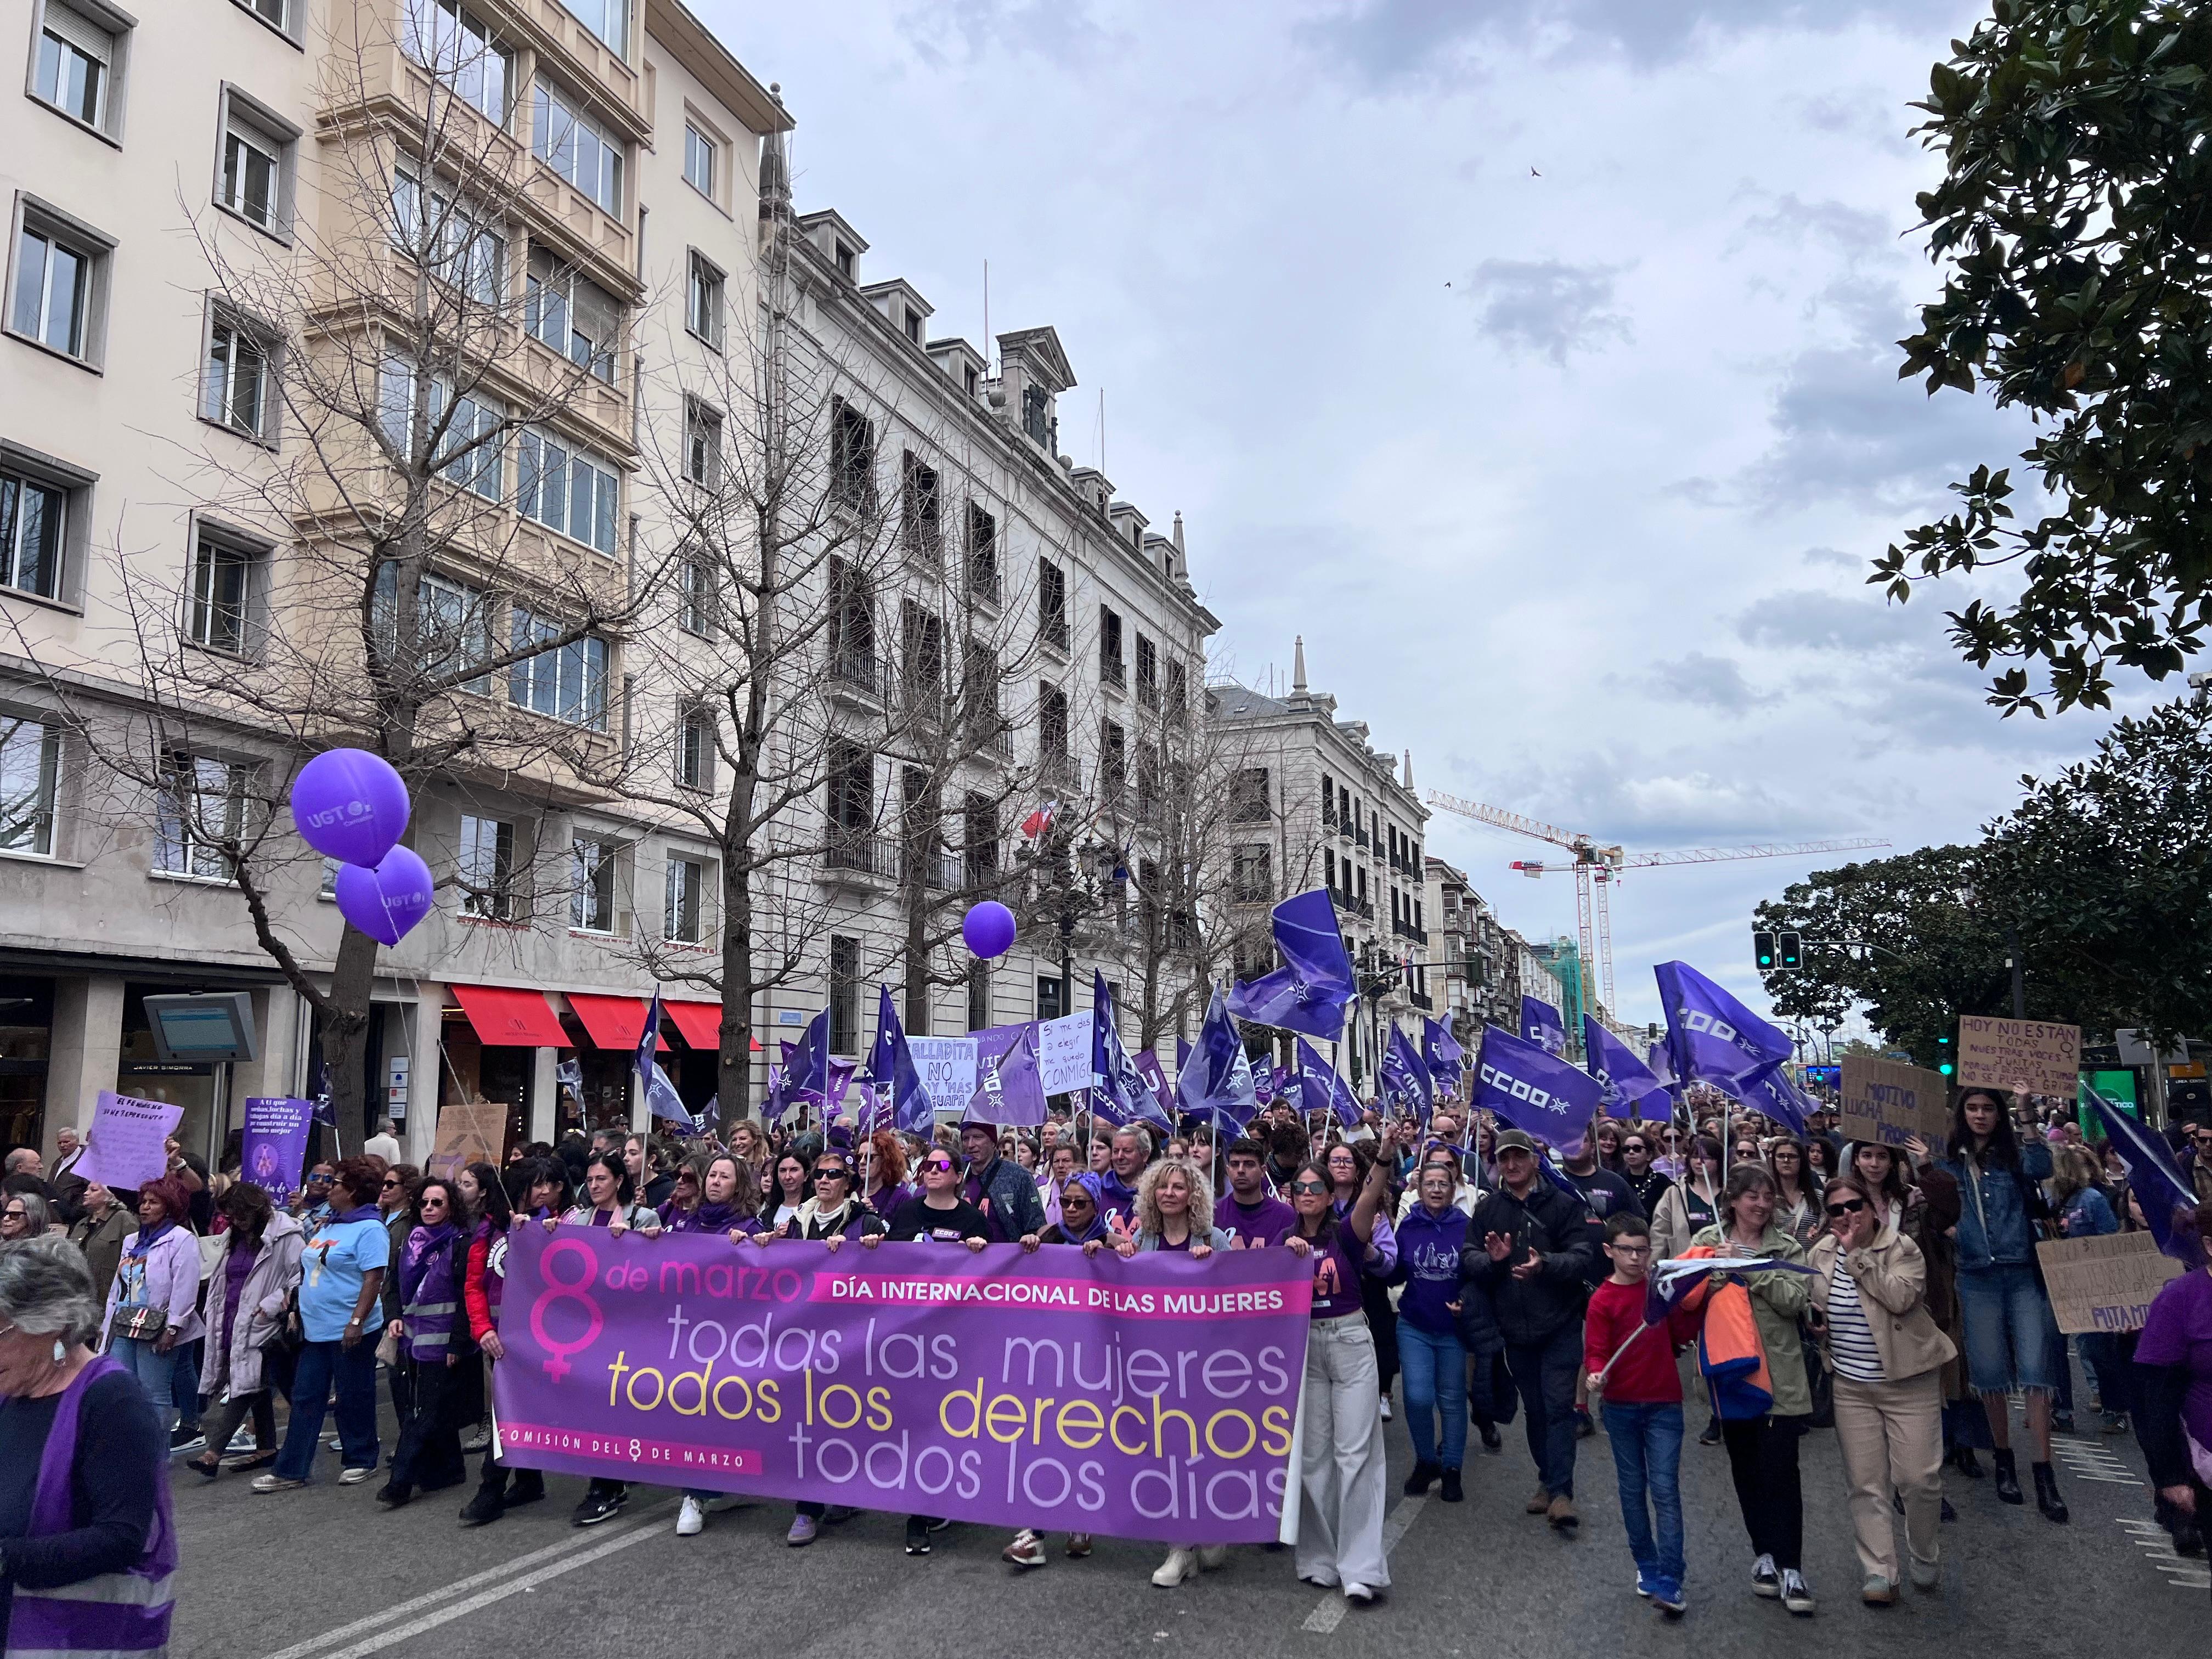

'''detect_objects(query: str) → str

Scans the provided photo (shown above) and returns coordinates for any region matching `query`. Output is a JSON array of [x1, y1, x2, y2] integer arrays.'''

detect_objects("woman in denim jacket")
[[1936, 1087, 2067, 1522]]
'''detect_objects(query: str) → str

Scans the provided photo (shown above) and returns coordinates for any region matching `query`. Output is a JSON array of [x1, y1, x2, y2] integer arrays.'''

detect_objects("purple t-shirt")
[[2136, 1267, 2212, 1455], [1215, 1192, 1295, 1248], [220, 1242, 256, 1349], [1272, 1223, 1365, 1320]]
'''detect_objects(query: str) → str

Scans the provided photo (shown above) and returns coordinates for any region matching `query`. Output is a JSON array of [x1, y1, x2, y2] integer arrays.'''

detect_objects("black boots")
[[1993, 1448, 2024, 1504], [2032, 1461, 2069, 1523], [1402, 1460, 1441, 1497], [1950, 1445, 1983, 1478]]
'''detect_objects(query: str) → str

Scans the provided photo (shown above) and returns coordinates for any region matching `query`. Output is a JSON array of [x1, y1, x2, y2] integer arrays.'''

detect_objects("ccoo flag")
[[1474, 1023, 1604, 1153], [1093, 974, 1172, 1131], [1176, 986, 1257, 1134], [1654, 961, 1793, 1091], [1423, 1017, 1466, 1097], [1380, 1025, 1434, 1121], [864, 986, 932, 1135], [1738, 1063, 1810, 1136], [1521, 996, 1568, 1057], [1294, 1039, 1361, 1130], [1227, 889, 1357, 1042], [2084, 1084, 2203, 1267], [1584, 1016, 1672, 1123]]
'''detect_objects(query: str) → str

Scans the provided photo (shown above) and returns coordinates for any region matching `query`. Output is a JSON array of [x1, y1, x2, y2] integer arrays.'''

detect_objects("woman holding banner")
[[459, 1165, 542, 1528], [557, 1153, 659, 1526], [1937, 1087, 2068, 1522], [1122, 1159, 1229, 1259], [1278, 1151, 1396, 1606]]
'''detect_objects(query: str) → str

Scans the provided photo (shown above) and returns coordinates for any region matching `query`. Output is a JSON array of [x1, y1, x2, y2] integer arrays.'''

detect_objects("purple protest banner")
[[492, 1229, 1312, 1542], [241, 1096, 314, 1207], [72, 1091, 183, 1193]]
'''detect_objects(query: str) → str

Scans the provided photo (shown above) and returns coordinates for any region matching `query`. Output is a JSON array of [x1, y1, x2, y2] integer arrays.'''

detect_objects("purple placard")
[[241, 1096, 314, 1207], [493, 1230, 1312, 1542], [71, 1091, 183, 1193]]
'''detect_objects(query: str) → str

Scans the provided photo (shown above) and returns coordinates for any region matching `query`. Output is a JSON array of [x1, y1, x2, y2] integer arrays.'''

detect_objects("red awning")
[[450, 984, 566, 1047], [564, 993, 669, 1052], [664, 1001, 763, 1052]]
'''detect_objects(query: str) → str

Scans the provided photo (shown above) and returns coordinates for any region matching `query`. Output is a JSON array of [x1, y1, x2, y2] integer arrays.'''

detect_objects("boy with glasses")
[[1584, 1211, 1701, 1616]]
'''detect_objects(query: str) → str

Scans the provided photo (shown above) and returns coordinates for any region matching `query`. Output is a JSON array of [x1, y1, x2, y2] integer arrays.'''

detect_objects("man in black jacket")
[[1460, 1128, 1597, 1533]]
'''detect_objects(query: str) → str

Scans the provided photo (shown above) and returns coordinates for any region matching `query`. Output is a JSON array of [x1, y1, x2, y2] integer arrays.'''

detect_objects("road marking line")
[[252, 1503, 672, 1659], [1300, 1496, 1426, 1634]]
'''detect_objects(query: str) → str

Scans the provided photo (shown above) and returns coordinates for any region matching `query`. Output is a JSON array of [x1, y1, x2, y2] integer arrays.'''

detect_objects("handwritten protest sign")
[[1037, 1012, 1094, 1095], [427, 1097, 509, 1180], [906, 1037, 978, 1118], [1839, 1054, 1951, 1147], [1957, 1016, 2080, 1101], [71, 1092, 183, 1192], [2036, 1232, 2184, 1334]]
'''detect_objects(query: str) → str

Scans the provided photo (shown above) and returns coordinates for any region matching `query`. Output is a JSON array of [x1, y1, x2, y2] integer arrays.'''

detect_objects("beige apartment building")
[[0, 0, 791, 1166]]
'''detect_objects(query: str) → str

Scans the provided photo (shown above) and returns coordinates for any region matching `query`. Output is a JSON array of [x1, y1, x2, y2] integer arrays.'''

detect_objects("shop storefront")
[[0, 975, 51, 1156]]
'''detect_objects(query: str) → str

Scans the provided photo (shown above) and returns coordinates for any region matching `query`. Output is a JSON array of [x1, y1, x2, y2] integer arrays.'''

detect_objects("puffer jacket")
[[201, 1211, 304, 1397]]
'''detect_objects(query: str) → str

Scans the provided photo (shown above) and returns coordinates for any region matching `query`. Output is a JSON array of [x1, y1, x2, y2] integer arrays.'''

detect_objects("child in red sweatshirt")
[[1584, 1211, 1703, 1615]]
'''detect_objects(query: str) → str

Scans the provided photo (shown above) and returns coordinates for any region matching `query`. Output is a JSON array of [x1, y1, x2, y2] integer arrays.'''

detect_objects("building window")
[[570, 832, 616, 931], [664, 853, 705, 943], [675, 703, 712, 790], [964, 364, 979, 397], [684, 124, 715, 198], [0, 718, 61, 857], [686, 251, 723, 349], [404, 0, 510, 125], [1165, 658, 1187, 727], [236, 0, 293, 34], [557, 0, 627, 54], [967, 959, 990, 1034], [33, 3, 120, 134], [532, 78, 622, 217], [1233, 845, 1272, 905], [966, 503, 997, 601], [833, 241, 854, 280], [1324, 848, 1336, 893], [1037, 557, 1067, 650], [1021, 383, 1049, 447], [682, 398, 720, 486], [509, 607, 608, 728], [1037, 682, 1069, 774], [201, 311, 274, 440], [458, 813, 514, 919], [516, 428, 618, 553], [1097, 606, 1124, 687], [1135, 635, 1157, 708], [0, 468, 67, 601], [372, 562, 490, 687], [904, 308, 922, 345], [523, 247, 617, 382], [1099, 719, 1126, 799], [1229, 766, 1270, 823], [828, 935, 860, 1052], [678, 552, 716, 636], [826, 741, 873, 836], [187, 533, 256, 655], [900, 453, 940, 565], [9, 208, 106, 363], [829, 398, 874, 513], [378, 358, 501, 498], [391, 168, 504, 305], [218, 91, 295, 234], [155, 753, 247, 881]]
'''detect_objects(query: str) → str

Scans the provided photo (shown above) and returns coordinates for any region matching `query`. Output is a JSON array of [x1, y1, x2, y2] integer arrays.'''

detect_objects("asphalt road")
[[166, 1377, 2205, 1659]]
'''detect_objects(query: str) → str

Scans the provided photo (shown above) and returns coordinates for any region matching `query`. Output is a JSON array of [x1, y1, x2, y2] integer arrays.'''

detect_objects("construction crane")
[[1423, 789, 1887, 1016]]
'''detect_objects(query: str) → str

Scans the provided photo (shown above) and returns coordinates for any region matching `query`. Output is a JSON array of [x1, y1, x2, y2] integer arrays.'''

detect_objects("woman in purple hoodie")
[[377, 1178, 472, 1508]]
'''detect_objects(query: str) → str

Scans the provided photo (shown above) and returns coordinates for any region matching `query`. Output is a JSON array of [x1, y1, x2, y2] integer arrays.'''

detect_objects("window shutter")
[[43, 2, 113, 64]]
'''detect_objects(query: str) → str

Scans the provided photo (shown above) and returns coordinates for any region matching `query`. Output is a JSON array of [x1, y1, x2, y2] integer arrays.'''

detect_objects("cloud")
[[1800, 545, 1859, 570], [1300, 0, 1938, 83], [1735, 590, 1900, 653], [1461, 259, 1631, 364], [899, 0, 1111, 67], [1637, 652, 1756, 714], [1739, 193, 1892, 255]]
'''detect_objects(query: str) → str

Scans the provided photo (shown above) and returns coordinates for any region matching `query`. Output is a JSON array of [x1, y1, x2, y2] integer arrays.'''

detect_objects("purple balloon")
[[291, 748, 410, 867], [333, 846, 435, 946], [962, 900, 1017, 960]]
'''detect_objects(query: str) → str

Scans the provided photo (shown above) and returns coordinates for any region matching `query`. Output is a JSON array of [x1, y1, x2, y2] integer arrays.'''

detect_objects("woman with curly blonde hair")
[[1118, 1157, 1231, 1259]]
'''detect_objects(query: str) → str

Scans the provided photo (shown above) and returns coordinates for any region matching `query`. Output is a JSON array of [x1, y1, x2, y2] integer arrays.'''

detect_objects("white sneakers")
[[676, 1496, 706, 1537], [1153, 1548, 1198, 1587], [1379, 1396, 1393, 1421]]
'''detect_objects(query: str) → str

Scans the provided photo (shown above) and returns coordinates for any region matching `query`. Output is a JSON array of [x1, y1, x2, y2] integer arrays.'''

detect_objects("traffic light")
[[1753, 929, 1777, 971], [1778, 930, 1803, 969], [1936, 1031, 1954, 1077]]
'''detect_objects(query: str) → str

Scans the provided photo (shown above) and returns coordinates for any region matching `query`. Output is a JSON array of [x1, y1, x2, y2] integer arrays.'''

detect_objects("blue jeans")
[[1602, 1401, 1686, 1582], [108, 1336, 180, 1434], [1503, 1322, 1582, 1498], [1957, 1262, 2061, 1395], [172, 1339, 201, 1430], [275, 1338, 380, 1481], [1398, 1322, 1469, 1468]]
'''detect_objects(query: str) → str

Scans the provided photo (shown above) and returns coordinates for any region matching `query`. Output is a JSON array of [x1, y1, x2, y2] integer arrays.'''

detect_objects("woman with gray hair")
[[1, 1190, 52, 1242], [0, 1234, 176, 1655]]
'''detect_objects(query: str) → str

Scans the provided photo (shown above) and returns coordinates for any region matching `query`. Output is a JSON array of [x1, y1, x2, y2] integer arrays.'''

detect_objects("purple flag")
[[968, 1021, 1048, 1127], [1422, 1018, 1465, 1097], [1227, 889, 1356, 1041], [1093, 975, 1172, 1131], [2086, 1084, 2203, 1266], [1654, 961, 1793, 1091], [1521, 996, 1567, 1057], [1176, 987, 1257, 1134], [1380, 1025, 1433, 1120], [1584, 1016, 1671, 1123], [863, 987, 930, 1135], [492, 1228, 1313, 1542], [1133, 1050, 1175, 1121], [1475, 1024, 1604, 1152], [1737, 1064, 1810, 1136], [1295, 1039, 1361, 1130]]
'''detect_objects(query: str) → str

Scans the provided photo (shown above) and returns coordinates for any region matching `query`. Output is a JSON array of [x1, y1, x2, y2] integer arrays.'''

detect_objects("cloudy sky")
[[703, 0, 2143, 1030]]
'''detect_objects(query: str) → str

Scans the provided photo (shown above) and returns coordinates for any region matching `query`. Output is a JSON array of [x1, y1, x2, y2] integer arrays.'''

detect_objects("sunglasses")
[[381, 1177, 402, 1189], [1825, 1198, 1869, 1217], [1289, 1180, 1328, 1194], [922, 1158, 954, 1172], [815, 1167, 850, 1181]]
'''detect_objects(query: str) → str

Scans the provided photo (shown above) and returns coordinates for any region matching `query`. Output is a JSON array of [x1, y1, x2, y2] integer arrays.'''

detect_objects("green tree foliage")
[[1878, 1, 2212, 715], [1757, 695, 2212, 1050]]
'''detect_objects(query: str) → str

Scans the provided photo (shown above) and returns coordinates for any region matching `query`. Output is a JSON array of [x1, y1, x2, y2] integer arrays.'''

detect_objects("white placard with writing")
[[1037, 1012, 1095, 1095], [906, 1037, 979, 1118]]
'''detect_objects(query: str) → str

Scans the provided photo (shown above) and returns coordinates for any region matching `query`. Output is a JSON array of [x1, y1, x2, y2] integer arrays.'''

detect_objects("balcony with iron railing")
[[1099, 653, 1126, 691], [1355, 825, 1370, 849], [1355, 896, 1375, 919], [1040, 612, 1070, 654], [901, 845, 963, 891], [822, 830, 896, 883], [828, 647, 889, 705], [1394, 918, 1428, 944], [965, 713, 1014, 760], [1409, 988, 1433, 1012]]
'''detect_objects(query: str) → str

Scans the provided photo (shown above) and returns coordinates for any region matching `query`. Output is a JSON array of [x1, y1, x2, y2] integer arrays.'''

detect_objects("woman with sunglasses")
[[556, 1152, 659, 1526], [1807, 1173, 1955, 1604], [379, 1178, 473, 1509], [779, 1150, 887, 1245], [1620, 1132, 1673, 1217], [459, 1161, 541, 1527], [1276, 1152, 1395, 1605], [883, 1149, 991, 1555], [1325, 1138, 1403, 1421], [1, 1192, 50, 1242]]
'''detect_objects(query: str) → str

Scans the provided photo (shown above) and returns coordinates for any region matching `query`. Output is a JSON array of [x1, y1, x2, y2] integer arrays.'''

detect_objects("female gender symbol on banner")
[[530, 1238, 604, 1381]]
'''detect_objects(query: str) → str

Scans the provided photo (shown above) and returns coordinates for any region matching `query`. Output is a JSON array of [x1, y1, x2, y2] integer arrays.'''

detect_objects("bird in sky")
[[1530, 166, 1542, 177]]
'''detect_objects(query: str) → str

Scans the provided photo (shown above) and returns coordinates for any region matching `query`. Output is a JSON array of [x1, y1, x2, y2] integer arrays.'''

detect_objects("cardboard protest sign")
[[2036, 1232, 2185, 1335], [426, 1097, 509, 1180], [1957, 1016, 2080, 1101], [71, 1092, 184, 1192], [1037, 1012, 1094, 1095], [1839, 1054, 1951, 1147]]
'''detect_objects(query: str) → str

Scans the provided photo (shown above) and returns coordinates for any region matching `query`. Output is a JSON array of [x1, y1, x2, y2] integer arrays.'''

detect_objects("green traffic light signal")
[[1936, 1030, 1952, 1077], [1753, 929, 1776, 971], [1939, 1063, 1954, 1076]]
